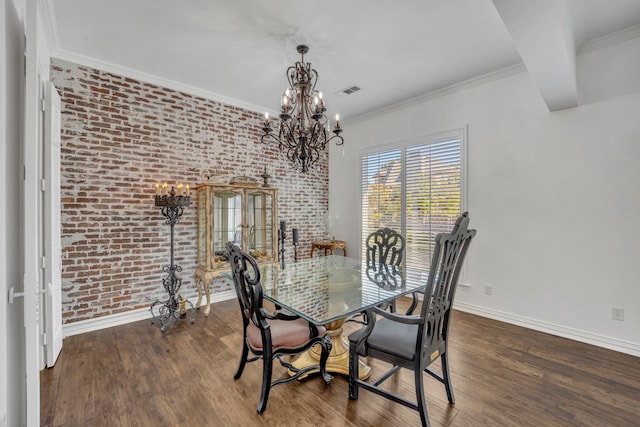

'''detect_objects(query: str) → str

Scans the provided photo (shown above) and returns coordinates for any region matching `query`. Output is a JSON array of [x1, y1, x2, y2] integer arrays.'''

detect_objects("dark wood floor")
[[41, 298, 640, 426]]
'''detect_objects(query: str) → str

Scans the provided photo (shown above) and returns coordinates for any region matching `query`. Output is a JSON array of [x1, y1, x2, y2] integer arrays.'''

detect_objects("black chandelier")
[[261, 45, 344, 173]]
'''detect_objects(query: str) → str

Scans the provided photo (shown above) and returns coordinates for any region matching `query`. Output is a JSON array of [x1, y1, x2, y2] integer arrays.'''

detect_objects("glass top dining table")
[[221, 255, 428, 379], [248, 255, 428, 325]]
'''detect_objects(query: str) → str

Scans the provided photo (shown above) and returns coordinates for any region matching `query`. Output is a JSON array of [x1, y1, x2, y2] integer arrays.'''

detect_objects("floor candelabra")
[[151, 185, 195, 332]]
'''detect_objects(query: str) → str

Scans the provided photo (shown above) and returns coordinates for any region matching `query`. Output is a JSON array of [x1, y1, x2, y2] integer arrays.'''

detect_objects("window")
[[361, 129, 465, 273]]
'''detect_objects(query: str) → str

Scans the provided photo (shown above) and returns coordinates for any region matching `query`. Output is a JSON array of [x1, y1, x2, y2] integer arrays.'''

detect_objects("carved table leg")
[[289, 318, 371, 380]]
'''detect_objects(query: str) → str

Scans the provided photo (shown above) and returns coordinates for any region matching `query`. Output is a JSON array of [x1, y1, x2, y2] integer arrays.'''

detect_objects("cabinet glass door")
[[213, 189, 242, 264], [197, 190, 208, 266], [247, 190, 274, 261]]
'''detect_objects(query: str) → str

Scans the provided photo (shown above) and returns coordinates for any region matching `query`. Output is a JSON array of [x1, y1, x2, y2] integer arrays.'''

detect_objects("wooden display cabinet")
[[194, 182, 278, 315]]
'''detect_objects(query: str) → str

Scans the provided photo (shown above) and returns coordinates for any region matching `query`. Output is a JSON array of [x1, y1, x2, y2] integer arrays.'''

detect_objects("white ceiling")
[[48, 0, 640, 120]]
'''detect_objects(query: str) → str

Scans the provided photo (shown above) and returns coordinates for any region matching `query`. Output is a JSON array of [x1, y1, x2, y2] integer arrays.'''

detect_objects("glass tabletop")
[[222, 255, 428, 325]]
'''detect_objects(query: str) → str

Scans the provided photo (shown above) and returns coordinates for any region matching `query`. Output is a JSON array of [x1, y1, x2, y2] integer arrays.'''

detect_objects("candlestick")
[[292, 228, 299, 262], [278, 220, 286, 266]]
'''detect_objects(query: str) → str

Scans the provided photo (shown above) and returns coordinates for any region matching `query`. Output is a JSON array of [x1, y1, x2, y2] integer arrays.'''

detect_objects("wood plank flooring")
[[41, 298, 640, 426]]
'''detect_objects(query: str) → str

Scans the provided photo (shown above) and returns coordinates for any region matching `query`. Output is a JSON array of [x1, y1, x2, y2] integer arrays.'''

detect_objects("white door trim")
[[43, 81, 63, 367]]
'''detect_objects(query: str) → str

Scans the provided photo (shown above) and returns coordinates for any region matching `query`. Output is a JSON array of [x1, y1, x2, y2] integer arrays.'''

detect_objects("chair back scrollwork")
[[227, 241, 263, 329], [366, 227, 405, 269], [366, 262, 405, 290], [365, 227, 406, 300]]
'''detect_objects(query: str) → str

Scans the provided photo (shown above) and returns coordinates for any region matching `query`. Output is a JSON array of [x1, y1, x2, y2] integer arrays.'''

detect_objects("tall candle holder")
[[278, 220, 286, 267], [292, 227, 299, 262], [150, 185, 195, 332]]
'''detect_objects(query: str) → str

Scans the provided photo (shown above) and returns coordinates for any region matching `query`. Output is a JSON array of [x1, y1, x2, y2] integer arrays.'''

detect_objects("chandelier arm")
[[326, 133, 344, 146], [286, 65, 298, 90], [260, 132, 281, 146], [281, 121, 299, 149], [306, 123, 323, 166], [308, 121, 325, 149], [309, 69, 319, 95], [307, 144, 320, 165]]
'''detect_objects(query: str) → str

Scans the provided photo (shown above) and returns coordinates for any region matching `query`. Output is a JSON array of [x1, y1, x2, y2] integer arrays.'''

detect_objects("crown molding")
[[50, 49, 267, 115], [347, 62, 527, 125], [38, 0, 264, 114], [37, 0, 60, 51], [578, 23, 640, 55]]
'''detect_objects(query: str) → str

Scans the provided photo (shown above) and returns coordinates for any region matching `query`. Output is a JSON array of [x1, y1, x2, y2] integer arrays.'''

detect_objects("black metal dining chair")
[[348, 212, 476, 427], [226, 242, 333, 414], [365, 227, 413, 314]]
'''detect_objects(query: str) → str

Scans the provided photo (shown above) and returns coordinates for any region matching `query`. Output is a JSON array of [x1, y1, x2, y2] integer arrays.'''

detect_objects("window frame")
[[359, 127, 468, 270]]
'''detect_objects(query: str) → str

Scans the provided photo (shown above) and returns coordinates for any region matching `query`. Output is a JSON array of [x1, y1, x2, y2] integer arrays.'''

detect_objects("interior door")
[[23, 0, 42, 424], [44, 81, 63, 367]]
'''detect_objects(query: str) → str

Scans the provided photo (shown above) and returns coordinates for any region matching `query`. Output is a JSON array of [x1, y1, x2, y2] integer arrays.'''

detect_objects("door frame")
[[43, 80, 63, 367]]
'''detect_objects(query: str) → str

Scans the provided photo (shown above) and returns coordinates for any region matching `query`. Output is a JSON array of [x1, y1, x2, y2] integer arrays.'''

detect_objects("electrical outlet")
[[611, 306, 624, 321], [484, 284, 493, 295]]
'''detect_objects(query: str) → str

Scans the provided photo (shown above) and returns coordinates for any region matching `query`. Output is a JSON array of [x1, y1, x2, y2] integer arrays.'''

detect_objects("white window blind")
[[361, 133, 463, 273], [360, 148, 403, 252]]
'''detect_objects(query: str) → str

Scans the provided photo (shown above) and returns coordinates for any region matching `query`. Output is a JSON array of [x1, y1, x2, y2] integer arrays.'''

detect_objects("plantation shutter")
[[361, 132, 462, 273], [360, 148, 402, 251], [405, 137, 462, 273]]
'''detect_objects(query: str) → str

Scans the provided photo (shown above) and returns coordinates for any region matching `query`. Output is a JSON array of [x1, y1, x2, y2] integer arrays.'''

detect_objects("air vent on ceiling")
[[335, 85, 362, 97]]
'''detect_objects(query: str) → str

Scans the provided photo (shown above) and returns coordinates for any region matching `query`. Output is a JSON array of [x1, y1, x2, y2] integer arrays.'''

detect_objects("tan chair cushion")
[[247, 317, 326, 352]]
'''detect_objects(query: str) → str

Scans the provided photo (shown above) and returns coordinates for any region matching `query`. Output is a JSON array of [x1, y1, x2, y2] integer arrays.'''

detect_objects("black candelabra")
[[150, 184, 195, 332], [278, 220, 286, 267], [292, 227, 299, 262], [278, 221, 300, 264]]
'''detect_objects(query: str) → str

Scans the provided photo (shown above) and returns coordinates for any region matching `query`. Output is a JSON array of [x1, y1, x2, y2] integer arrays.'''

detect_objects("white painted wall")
[[330, 37, 640, 356]]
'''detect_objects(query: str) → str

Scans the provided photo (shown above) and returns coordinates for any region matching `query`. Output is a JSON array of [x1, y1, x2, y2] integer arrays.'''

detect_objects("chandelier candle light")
[[261, 45, 344, 172], [151, 182, 195, 332]]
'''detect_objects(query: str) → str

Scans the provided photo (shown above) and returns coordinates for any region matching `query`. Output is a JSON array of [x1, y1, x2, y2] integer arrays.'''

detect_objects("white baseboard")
[[62, 290, 237, 337], [62, 292, 639, 358], [454, 301, 640, 358]]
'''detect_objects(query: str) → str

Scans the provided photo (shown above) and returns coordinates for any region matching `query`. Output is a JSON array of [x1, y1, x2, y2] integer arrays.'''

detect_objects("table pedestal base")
[[289, 319, 370, 380]]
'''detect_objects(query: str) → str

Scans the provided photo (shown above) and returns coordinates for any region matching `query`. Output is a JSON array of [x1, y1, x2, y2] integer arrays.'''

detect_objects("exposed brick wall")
[[51, 58, 330, 324]]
